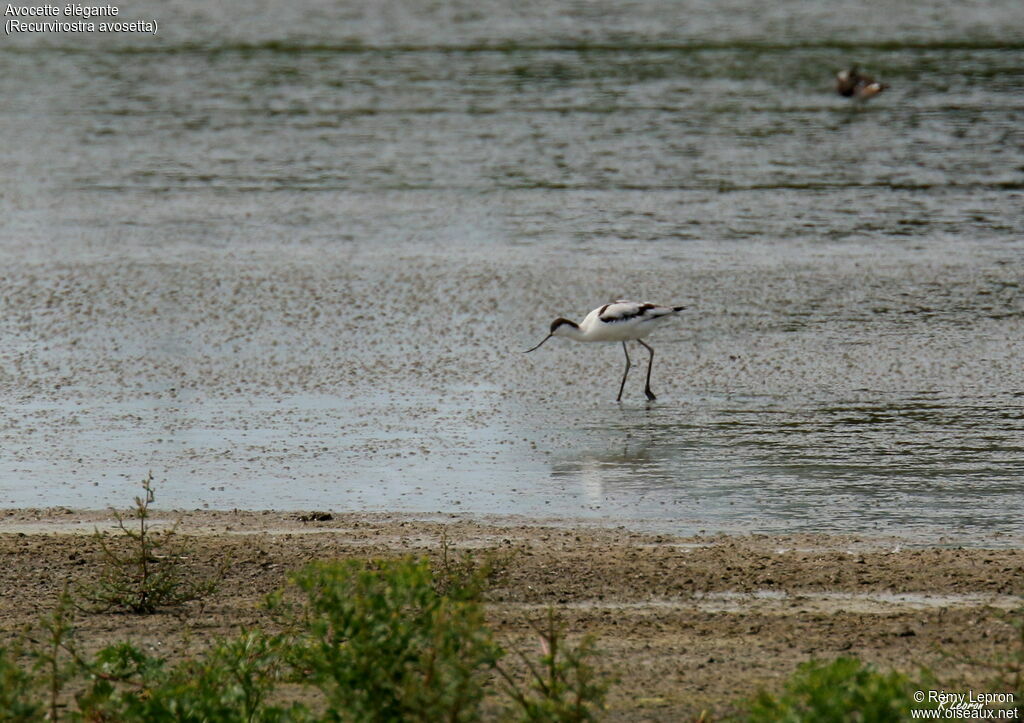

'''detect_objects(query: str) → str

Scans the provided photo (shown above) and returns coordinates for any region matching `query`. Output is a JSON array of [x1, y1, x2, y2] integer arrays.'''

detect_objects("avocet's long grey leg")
[[616, 341, 631, 402], [638, 339, 656, 401]]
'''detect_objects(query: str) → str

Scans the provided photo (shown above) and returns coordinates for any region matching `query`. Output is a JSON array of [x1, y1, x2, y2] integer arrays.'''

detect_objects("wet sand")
[[2, 508, 1021, 720]]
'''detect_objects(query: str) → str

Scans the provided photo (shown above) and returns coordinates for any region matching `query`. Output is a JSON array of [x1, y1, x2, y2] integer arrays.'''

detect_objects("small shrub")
[[496, 608, 609, 722], [73, 641, 170, 719], [77, 634, 308, 722], [1, 541, 609, 721], [745, 656, 937, 722], [82, 472, 225, 614], [287, 558, 501, 722], [0, 645, 42, 721], [30, 587, 79, 722], [432, 530, 516, 602]]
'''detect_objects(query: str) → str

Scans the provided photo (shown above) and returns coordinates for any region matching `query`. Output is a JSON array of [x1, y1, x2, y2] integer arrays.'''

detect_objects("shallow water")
[[2, 0, 1023, 543]]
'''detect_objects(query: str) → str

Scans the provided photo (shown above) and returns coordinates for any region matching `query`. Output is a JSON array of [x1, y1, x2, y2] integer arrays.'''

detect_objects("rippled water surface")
[[2, 0, 1023, 543]]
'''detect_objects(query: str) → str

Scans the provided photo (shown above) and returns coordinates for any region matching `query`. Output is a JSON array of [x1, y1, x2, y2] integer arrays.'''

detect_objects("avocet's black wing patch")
[[598, 301, 658, 324]]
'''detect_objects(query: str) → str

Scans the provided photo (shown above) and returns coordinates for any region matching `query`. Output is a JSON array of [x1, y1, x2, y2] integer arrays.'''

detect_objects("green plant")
[[27, 587, 79, 721], [1, 550, 611, 721], [82, 472, 225, 614], [76, 633, 308, 722], [496, 608, 609, 722], [744, 656, 937, 722], [0, 644, 43, 721], [431, 530, 518, 602], [287, 557, 501, 722], [73, 641, 170, 719]]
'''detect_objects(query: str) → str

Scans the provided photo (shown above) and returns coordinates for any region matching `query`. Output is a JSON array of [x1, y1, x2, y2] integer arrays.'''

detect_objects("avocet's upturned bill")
[[524, 300, 687, 402]]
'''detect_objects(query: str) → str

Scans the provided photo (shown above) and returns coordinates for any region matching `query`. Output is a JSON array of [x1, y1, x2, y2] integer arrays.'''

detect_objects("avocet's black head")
[[524, 317, 579, 353], [549, 317, 577, 334]]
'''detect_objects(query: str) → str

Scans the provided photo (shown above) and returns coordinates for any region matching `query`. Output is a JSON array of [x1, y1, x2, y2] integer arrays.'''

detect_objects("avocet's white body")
[[525, 300, 686, 401]]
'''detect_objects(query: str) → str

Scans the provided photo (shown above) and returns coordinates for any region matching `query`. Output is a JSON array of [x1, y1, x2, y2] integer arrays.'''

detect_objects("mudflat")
[[1, 508, 1021, 720]]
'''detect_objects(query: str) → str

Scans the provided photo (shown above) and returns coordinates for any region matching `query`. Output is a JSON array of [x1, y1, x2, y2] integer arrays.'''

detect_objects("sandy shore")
[[1, 508, 1022, 720]]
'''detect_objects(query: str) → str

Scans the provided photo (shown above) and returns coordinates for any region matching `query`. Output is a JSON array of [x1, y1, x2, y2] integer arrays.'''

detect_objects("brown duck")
[[835, 66, 888, 100]]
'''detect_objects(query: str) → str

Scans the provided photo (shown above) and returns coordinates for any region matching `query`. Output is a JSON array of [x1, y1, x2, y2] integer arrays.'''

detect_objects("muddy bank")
[[1, 509, 1021, 719]]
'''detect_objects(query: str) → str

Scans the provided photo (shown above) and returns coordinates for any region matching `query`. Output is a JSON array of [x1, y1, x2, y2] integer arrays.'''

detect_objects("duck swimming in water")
[[835, 65, 888, 100]]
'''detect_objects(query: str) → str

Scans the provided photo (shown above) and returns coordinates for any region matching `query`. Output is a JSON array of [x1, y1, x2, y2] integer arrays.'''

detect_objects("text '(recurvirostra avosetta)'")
[[4, 4, 158, 34]]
